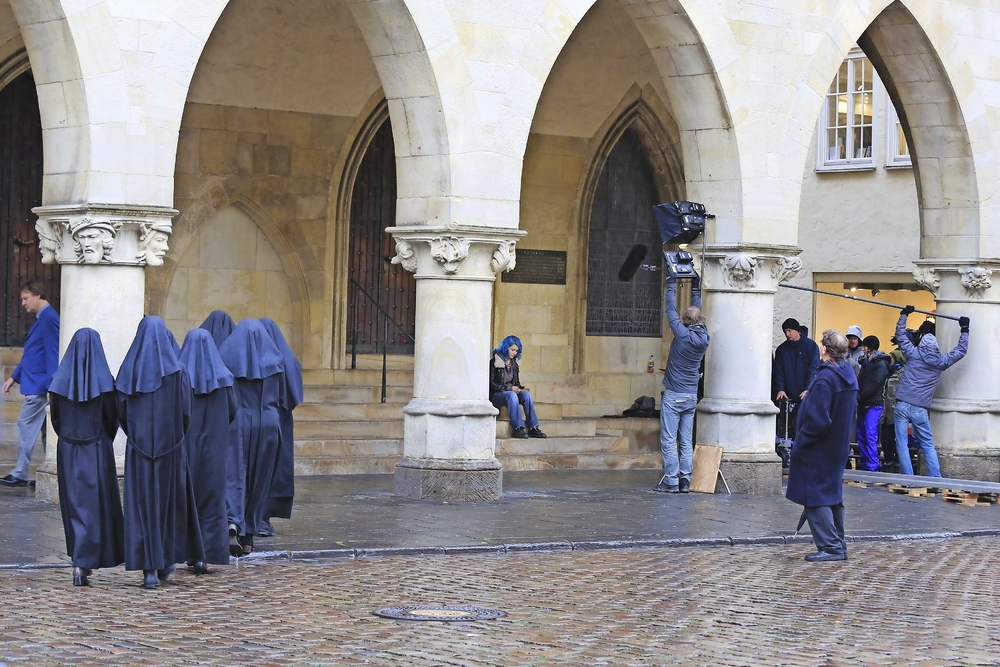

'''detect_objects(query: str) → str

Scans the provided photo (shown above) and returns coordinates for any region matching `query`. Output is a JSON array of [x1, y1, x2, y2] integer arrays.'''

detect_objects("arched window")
[[0, 70, 55, 346], [346, 119, 415, 354], [586, 127, 661, 337]]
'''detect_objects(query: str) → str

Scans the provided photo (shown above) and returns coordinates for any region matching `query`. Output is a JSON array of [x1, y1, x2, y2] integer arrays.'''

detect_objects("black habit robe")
[[179, 328, 237, 565], [200, 310, 236, 349], [116, 316, 203, 572], [218, 319, 284, 538], [50, 328, 125, 570], [260, 318, 303, 520]]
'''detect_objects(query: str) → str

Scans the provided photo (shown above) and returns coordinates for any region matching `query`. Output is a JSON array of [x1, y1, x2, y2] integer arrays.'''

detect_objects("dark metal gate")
[[586, 127, 662, 337], [0, 71, 56, 346], [347, 120, 415, 355]]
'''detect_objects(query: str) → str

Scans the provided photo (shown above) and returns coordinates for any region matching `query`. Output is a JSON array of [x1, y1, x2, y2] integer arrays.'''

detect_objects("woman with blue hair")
[[489, 336, 546, 439]]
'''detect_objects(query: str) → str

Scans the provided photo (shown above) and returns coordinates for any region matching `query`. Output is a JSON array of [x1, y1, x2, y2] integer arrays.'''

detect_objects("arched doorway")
[[586, 127, 662, 337], [346, 119, 415, 355], [0, 70, 56, 346]]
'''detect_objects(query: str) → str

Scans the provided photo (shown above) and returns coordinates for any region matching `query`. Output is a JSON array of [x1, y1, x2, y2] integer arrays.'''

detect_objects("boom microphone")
[[617, 244, 648, 281]]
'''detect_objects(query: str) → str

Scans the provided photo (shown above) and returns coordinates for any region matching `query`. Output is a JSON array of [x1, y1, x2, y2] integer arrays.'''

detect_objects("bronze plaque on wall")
[[501, 249, 567, 285]]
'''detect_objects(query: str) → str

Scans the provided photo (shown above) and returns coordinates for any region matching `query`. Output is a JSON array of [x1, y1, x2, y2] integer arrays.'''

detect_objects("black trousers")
[[805, 504, 846, 554]]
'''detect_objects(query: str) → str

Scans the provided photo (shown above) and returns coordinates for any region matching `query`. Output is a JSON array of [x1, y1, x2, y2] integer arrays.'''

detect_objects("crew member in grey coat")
[[786, 329, 858, 562], [893, 306, 969, 476], [654, 275, 710, 494]]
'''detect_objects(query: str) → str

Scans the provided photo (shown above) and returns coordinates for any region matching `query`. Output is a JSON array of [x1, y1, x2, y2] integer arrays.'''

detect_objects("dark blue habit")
[[117, 316, 203, 573], [260, 318, 303, 521], [200, 310, 236, 349], [50, 328, 124, 571], [217, 319, 284, 541], [179, 328, 236, 565]]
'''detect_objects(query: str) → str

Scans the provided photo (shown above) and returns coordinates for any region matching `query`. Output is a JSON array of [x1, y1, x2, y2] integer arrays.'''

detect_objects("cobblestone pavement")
[[2, 538, 999, 666], [4, 471, 1000, 566]]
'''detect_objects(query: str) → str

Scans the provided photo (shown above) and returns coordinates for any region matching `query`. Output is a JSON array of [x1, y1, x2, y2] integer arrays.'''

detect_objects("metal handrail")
[[347, 276, 415, 404]]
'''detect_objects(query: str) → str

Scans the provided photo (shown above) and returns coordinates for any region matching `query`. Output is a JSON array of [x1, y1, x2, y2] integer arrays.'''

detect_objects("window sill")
[[885, 162, 912, 170], [815, 164, 877, 173]]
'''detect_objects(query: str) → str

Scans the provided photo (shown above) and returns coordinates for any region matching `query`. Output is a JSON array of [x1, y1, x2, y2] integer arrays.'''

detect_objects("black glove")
[[959, 316, 970, 333], [901, 305, 915, 316], [691, 275, 701, 290]]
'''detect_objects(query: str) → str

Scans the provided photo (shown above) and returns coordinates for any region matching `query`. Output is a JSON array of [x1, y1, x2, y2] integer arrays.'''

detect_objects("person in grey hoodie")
[[654, 275, 710, 494], [893, 306, 970, 476]]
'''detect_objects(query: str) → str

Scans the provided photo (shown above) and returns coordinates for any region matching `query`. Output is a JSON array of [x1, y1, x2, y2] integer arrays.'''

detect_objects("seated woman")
[[489, 336, 546, 439]]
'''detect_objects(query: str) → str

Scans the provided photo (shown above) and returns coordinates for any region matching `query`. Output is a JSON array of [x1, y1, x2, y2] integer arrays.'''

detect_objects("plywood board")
[[690, 444, 723, 493]]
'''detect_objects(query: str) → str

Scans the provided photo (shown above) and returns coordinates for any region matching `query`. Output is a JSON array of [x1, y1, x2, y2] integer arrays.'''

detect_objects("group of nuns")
[[52, 311, 302, 589]]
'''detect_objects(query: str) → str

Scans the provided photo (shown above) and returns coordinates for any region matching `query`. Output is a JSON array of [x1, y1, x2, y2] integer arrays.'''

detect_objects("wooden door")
[[586, 127, 661, 337], [0, 71, 56, 346], [346, 120, 415, 354]]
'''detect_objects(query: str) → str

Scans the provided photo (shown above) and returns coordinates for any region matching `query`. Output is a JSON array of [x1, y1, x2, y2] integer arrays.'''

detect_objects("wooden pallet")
[[887, 484, 937, 498], [941, 489, 999, 507], [845, 480, 870, 489]]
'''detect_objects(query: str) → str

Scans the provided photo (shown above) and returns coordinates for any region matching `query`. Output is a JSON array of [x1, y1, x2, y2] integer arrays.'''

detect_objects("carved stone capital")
[[386, 226, 526, 279], [959, 266, 993, 299], [912, 260, 1000, 303], [699, 244, 801, 293], [33, 203, 178, 267], [912, 267, 941, 295]]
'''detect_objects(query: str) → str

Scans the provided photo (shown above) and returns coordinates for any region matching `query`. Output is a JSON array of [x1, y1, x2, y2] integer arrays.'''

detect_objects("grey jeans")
[[11, 394, 47, 481]]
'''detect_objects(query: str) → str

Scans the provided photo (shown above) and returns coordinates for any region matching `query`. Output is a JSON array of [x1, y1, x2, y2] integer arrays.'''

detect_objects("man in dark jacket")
[[856, 336, 891, 472], [893, 306, 969, 476], [1, 280, 60, 487], [786, 329, 858, 562], [772, 318, 820, 440], [654, 276, 710, 493]]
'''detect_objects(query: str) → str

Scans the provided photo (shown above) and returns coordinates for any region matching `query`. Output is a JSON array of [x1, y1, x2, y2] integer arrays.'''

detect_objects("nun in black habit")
[[116, 316, 201, 589], [50, 328, 125, 587], [200, 310, 236, 349], [259, 318, 303, 535], [178, 328, 236, 567], [218, 319, 284, 555]]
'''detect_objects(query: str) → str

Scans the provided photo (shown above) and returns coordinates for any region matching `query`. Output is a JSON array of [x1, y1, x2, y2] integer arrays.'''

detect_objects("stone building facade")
[[1, 0, 999, 500]]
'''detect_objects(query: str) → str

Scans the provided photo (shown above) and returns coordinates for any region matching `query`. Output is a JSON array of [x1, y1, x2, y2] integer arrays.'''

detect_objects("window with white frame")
[[818, 53, 876, 170], [886, 103, 911, 167]]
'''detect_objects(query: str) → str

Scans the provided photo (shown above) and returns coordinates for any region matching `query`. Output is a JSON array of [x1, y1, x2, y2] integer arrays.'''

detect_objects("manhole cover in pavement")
[[373, 605, 506, 622]]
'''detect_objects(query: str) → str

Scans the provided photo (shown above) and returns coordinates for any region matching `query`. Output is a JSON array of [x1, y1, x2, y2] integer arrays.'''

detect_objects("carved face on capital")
[[35, 221, 61, 264], [142, 231, 170, 266], [75, 228, 112, 264]]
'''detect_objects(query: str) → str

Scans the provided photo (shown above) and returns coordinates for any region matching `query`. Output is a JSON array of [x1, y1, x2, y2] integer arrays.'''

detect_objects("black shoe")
[[258, 520, 275, 537], [0, 474, 28, 487], [804, 550, 847, 562], [527, 427, 547, 439], [679, 478, 690, 494], [193, 561, 208, 575], [512, 426, 528, 439], [73, 567, 89, 587], [143, 571, 159, 589], [229, 524, 243, 558], [157, 564, 175, 582], [653, 480, 680, 493]]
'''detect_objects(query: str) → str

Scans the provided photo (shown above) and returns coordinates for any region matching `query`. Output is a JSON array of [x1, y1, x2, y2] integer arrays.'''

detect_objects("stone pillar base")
[[34, 467, 58, 504], [938, 451, 1000, 482], [394, 457, 503, 501], [716, 454, 782, 494]]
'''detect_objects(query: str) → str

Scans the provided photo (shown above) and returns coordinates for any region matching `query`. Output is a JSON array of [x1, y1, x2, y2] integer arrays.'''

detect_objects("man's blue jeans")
[[660, 390, 698, 485], [491, 390, 539, 430], [894, 400, 941, 477]]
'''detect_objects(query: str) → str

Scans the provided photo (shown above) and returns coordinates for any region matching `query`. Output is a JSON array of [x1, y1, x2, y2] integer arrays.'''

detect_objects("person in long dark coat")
[[200, 310, 236, 349], [117, 316, 199, 589], [218, 319, 284, 555], [259, 318, 303, 536], [178, 328, 237, 567], [50, 328, 125, 586], [786, 329, 859, 563]]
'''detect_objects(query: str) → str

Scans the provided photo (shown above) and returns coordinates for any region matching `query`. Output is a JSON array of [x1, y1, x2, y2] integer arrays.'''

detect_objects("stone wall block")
[[373, 51, 439, 99], [268, 110, 313, 148], [225, 106, 270, 134], [266, 145, 292, 177], [198, 129, 239, 174], [183, 102, 226, 130]]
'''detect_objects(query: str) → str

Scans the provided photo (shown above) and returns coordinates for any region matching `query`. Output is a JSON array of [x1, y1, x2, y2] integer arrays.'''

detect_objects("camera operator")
[[653, 275, 709, 494]]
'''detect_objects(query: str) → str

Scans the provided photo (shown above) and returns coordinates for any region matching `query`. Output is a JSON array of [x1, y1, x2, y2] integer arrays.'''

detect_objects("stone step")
[[303, 385, 414, 404], [303, 368, 414, 387], [496, 435, 627, 455], [295, 456, 398, 475], [495, 419, 596, 438], [296, 420, 404, 440], [294, 452, 660, 476], [295, 402, 406, 422], [294, 438, 402, 458], [344, 354, 414, 371], [497, 403, 564, 420]]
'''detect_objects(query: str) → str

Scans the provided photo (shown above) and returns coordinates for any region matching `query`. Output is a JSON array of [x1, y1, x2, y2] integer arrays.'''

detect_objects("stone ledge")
[[394, 458, 503, 501]]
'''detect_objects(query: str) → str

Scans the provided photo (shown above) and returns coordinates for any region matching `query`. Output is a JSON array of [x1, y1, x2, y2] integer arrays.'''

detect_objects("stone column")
[[386, 226, 523, 501], [31, 203, 177, 502], [696, 245, 802, 494], [911, 261, 1000, 480]]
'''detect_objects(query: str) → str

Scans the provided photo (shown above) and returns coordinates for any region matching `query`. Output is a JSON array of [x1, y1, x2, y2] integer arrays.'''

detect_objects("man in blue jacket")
[[893, 305, 969, 477], [786, 329, 858, 562], [1, 280, 60, 487], [654, 275, 710, 494]]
